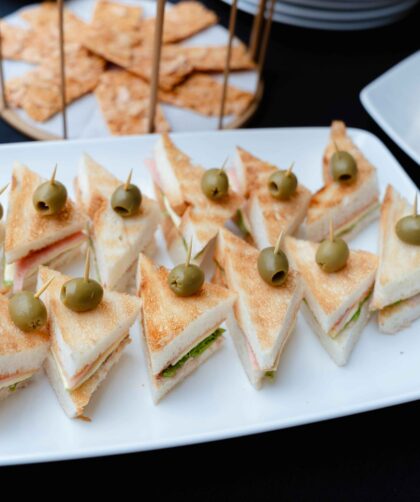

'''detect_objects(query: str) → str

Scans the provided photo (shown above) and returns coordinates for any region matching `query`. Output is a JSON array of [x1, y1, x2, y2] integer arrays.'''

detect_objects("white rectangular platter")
[[360, 50, 420, 165], [0, 127, 418, 466]]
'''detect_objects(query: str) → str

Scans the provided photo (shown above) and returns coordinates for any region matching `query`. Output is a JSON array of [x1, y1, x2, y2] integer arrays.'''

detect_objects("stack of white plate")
[[220, 0, 419, 30]]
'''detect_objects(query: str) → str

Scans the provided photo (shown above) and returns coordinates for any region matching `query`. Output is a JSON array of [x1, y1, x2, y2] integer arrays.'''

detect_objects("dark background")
[[1, 0, 420, 498]]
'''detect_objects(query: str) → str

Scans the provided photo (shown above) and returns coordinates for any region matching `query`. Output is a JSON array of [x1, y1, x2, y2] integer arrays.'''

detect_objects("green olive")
[[316, 238, 349, 273], [33, 180, 68, 216], [60, 278, 104, 312], [0, 203, 3, 221], [8, 291, 48, 332], [268, 170, 298, 200], [168, 263, 205, 297], [201, 169, 229, 200], [330, 151, 358, 184], [395, 215, 420, 245], [257, 247, 289, 286], [111, 183, 142, 217]]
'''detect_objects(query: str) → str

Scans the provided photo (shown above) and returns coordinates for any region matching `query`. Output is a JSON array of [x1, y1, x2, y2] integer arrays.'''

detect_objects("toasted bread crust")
[[0, 296, 49, 357], [216, 228, 302, 350], [285, 236, 377, 316], [138, 254, 235, 353], [5, 164, 86, 260]]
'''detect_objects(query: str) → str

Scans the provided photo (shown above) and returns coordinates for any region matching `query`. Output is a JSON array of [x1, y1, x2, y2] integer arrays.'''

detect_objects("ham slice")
[[13, 232, 86, 292]]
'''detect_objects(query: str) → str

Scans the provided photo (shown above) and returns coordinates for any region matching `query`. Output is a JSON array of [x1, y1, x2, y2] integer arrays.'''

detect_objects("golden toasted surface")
[[39, 267, 141, 350], [306, 121, 378, 224], [285, 236, 377, 315], [138, 254, 235, 353], [377, 185, 420, 288], [0, 296, 49, 357], [5, 164, 86, 256], [95, 69, 170, 135], [217, 228, 301, 349], [235, 146, 277, 196]]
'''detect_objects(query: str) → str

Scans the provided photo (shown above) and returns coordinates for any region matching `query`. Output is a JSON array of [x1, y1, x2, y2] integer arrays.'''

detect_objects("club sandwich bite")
[[231, 147, 311, 248], [39, 258, 141, 418], [137, 247, 236, 403], [214, 228, 303, 389], [371, 185, 420, 333], [74, 154, 161, 292], [4, 163, 87, 293], [286, 230, 377, 366], [149, 133, 243, 265], [303, 121, 380, 242]]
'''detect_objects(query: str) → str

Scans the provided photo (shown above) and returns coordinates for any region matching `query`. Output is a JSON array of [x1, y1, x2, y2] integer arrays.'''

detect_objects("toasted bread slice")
[[378, 293, 420, 334], [38, 266, 140, 393], [286, 236, 377, 334], [215, 228, 303, 376], [372, 185, 420, 312], [137, 254, 236, 382], [0, 295, 49, 397], [44, 335, 130, 418], [232, 147, 311, 248], [151, 134, 243, 262], [75, 154, 161, 290], [5, 163, 86, 263], [303, 121, 380, 242]]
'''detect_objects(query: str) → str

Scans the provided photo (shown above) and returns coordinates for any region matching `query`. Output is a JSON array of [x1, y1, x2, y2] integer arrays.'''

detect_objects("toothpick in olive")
[[268, 163, 298, 200], [168, 238, 205, 297], [33, 165, 68, 216], [395, 193, 420, 245], [257, 231, 289, 287], [316, 219, 349, 273], [330, 142, 358, 185], [0, 184, 8, 221], [201, 159, 229, 201], [8, 278, 54, 332], [111, 169, 142, 217], [60, 248, 103, 312]]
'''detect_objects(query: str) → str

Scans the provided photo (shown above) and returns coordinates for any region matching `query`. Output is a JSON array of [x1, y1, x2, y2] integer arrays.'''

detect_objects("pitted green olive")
[[257, 247, 289, 286], [330, 151, 358, 184], [60, 278, 104, 312], [395, 215, 420, 245], [316, 238, 349, 273], [201, 169, 229, 201], [8, 292, 48, 332], [268, 170, 298, 200], [168, 263, 205, 297], [111, 183, 142, 217], [33, 180, 68, 216]]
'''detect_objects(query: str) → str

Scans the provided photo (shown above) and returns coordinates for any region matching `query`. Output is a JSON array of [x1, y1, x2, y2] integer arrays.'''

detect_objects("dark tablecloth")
[[1, 1, 420, 498]]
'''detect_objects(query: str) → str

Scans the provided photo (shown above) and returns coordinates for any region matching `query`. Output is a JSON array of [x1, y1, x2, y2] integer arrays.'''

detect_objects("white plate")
[[244, 0, 417, 20], [360, 51, 420, 166], [0, 127, 418, 466], [2, 0, 257, 139], [222, 0, 417, 29]]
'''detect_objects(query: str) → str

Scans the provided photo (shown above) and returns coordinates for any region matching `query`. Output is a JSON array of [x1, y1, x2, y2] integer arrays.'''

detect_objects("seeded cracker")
[[95, 69, 170, 135], [159, 73, 254, 117], [6, 48, 105, 122]]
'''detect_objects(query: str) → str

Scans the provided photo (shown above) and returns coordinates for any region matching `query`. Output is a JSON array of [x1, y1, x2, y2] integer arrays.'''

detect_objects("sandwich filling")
[[7, 232, 86, 291], [334, 202, 379, 239], [304, 290, 372, 339], [52, 333, 129, 390], [159, 328, 225, 379], [0, 370, 34, 390]]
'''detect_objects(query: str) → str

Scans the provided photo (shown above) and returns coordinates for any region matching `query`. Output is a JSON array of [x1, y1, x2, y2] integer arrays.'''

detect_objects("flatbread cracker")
[[91, 0, 143, 30], [163, 44, 255, 72], [159, 73, 254, 116], [140, 1, 218, 44], [95, 69, 170, 135], [6, 49, 105, 122]]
